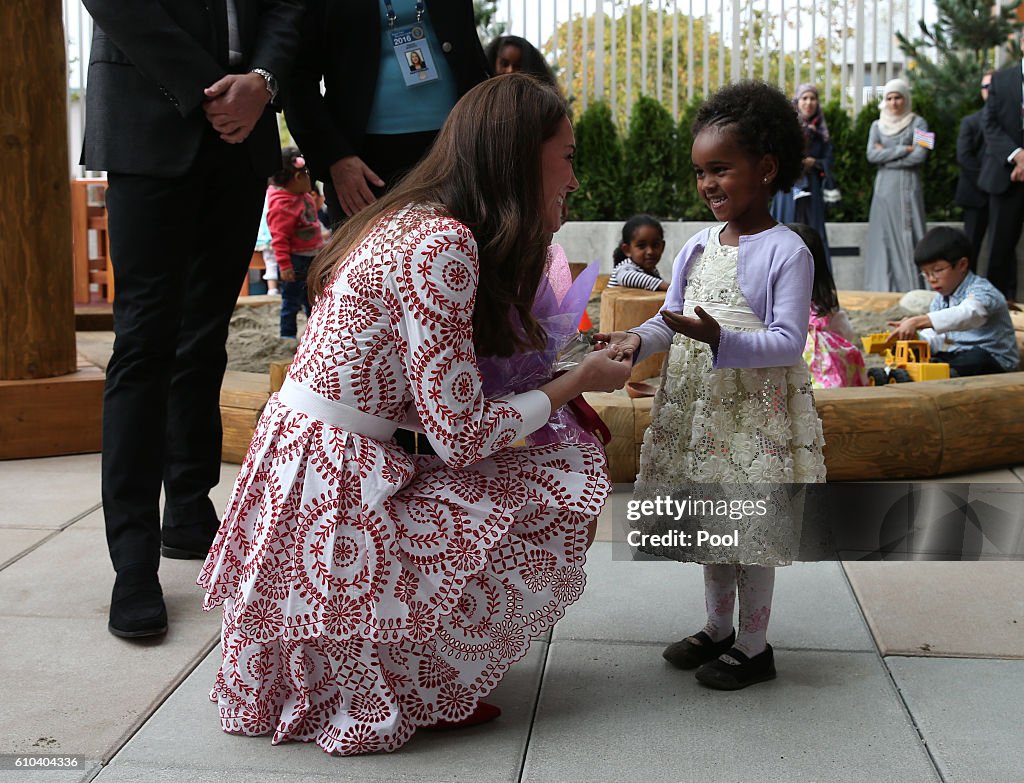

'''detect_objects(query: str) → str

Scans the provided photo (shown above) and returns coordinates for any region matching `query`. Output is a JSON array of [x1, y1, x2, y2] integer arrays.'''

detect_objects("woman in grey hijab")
[[863, 78, 930, 292]]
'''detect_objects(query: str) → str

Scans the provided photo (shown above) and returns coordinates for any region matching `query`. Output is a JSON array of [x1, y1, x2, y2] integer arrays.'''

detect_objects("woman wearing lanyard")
[[284, 0, 489, 226]]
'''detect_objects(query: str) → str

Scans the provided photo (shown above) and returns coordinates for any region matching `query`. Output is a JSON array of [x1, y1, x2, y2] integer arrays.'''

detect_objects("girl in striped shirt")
[[608, 214, 669, 291]]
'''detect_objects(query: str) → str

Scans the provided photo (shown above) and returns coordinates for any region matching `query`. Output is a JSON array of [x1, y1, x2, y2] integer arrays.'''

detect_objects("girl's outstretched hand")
[[592, 330, 640, 364], [661, 306, 721, 349]]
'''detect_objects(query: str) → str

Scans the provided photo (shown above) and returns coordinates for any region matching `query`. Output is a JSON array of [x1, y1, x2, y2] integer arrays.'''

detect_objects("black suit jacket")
[[81, 0, 304, 178], [979, 64, 1024, 196], [284, 0, 488, 182], [955, 110, 988, 208]]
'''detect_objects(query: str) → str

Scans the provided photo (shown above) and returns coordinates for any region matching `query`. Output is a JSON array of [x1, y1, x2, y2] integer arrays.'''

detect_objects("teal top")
[[365, 0, 460, 135]]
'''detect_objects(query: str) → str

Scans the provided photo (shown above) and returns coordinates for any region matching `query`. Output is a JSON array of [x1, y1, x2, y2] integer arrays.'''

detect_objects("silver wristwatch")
[[250, 68, 279, 102]]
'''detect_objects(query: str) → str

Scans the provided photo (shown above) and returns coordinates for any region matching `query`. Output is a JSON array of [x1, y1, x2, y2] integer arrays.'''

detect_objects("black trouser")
[[103, 132, 265, 573], [323, 130, 439, 229], [986, 186, 1024, 300], [962, 205, 989, 271], [933, 348, 1005, 377]]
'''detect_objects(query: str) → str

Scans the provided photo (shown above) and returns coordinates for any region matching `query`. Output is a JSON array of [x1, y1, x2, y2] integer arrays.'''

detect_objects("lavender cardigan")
[[631, 224, 813, 369]]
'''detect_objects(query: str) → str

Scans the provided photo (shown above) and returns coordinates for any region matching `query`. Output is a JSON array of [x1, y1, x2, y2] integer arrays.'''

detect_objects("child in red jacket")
[[267, 148, 325, 338]]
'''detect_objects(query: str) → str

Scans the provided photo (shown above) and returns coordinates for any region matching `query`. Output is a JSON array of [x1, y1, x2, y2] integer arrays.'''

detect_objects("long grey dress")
[[863, 115, 929, 292]]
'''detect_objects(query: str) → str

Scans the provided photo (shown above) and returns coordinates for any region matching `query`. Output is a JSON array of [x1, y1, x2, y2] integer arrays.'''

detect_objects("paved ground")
[[1, 450, 1022, 783]]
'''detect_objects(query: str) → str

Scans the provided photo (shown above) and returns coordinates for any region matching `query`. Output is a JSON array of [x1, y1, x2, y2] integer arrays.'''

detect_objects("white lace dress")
[[634, 226, 826, 565]]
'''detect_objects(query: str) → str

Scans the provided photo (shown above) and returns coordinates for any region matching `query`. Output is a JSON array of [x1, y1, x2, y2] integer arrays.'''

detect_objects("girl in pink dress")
[[788, 223, 867, 388], [199, 75, 630, 756]]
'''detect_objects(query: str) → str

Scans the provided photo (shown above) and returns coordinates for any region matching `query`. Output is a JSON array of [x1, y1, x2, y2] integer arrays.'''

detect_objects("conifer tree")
[[896, 0, 1020, 116]]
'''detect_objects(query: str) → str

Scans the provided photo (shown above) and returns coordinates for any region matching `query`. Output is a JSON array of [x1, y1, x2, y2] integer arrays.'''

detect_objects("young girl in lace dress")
[[597, 82, 827, 690]]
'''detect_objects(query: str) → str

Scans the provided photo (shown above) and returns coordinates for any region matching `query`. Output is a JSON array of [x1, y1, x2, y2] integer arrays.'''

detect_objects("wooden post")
[[0, 1, 104, 459], [0, 0, 76, 380]]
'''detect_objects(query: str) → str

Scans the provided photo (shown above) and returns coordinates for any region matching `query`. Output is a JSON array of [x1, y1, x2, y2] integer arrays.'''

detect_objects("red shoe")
[[420, 702, 502, 731]]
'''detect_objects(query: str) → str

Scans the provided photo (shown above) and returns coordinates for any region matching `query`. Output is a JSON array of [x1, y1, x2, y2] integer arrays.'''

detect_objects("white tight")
[[701, 564, 775, 657]]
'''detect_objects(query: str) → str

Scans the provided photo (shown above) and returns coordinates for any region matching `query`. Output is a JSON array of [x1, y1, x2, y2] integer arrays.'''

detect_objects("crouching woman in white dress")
[[199, 73, 631, 756]]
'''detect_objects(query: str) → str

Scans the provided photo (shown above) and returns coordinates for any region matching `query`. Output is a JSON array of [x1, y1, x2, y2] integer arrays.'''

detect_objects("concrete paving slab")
[[0, 454, 101, 529], [0, 528, 54, 569], [555, 543, 874, 652], [99, 642, 548, 783], [0, 525, 220, 761], [0, 616, 216, 761], [1012, 464, 1024, 484], [523, 641, 939, 783], [843, 561, 1024, 658], [0, 526, 210, 621], [0, 764, 101, 783], [888, 657, 1024, 783], [65, 462, 242, 532]]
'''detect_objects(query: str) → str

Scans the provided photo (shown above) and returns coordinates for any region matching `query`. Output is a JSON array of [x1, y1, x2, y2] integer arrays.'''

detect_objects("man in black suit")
[[979, 58, 1024, 302], [956, 72, 993, 267], [284, 0, 488, 225], [81, 0, 303, 638]]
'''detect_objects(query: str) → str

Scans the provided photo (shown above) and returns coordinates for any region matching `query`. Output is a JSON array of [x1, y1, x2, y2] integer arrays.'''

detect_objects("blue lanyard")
[[384, 0, 425, 28]]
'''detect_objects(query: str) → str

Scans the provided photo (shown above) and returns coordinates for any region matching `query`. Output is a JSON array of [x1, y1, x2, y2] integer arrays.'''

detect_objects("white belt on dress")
[[683, 299, 766, 331], [277, 378, 399, 441]]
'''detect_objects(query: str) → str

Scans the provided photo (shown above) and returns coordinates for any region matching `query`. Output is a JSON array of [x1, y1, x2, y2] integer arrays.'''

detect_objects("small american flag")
[[913, 128, 936, 149]]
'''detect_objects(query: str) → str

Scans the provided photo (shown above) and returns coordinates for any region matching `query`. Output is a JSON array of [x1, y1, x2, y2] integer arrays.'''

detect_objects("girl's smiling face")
[[621, 225, 665, 273], [691, 124, 775, 231]]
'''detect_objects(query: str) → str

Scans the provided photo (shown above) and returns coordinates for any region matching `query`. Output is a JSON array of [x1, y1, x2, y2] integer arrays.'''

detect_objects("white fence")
[[490, 0, 949, 122], [64, 0, 958, 173]]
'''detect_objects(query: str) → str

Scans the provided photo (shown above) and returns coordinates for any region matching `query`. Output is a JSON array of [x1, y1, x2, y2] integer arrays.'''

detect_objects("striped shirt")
[[608, 260, 665, 291]]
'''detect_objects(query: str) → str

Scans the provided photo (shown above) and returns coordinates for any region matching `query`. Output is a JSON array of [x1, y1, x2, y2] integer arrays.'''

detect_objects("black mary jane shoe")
[[662, 629, 736, 670], [108, 567, 167, 639], [694, 644, 776, 690]]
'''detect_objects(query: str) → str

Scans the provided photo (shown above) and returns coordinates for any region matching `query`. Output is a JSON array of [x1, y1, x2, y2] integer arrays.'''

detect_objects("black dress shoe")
[[694, 644, 776, 690], [161, 522, 217, 559], [161, 499, 219, 559], [662, 629, 736, 670], [108, 566, 167, 638]]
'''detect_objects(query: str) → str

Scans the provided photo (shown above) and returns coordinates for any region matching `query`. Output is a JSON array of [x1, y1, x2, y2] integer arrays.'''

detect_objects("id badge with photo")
[[391, 25, 441, 87]]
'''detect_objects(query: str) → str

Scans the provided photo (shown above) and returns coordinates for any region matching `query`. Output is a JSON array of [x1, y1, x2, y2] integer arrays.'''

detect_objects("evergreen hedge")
[[570, 95, 969, 223], [571, 102, 623, 220]]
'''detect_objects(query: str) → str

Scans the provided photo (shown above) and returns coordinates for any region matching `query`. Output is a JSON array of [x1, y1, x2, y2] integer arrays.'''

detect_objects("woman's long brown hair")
[[308, 74, 567, 357]]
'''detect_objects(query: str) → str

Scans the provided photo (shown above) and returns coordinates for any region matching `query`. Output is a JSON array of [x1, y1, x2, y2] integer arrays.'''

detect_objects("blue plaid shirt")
[[927, 272, 1019, 370]]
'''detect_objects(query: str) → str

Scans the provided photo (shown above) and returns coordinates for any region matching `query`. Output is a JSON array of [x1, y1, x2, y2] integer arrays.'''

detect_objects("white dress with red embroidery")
[[199, 207, 609, 756]]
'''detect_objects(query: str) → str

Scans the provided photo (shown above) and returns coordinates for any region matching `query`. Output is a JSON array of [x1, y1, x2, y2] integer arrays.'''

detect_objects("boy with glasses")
[[887, 226, 1019, 376]]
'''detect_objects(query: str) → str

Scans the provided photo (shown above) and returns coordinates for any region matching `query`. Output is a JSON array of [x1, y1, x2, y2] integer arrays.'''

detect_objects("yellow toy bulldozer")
[[860, 333, 950, 385]]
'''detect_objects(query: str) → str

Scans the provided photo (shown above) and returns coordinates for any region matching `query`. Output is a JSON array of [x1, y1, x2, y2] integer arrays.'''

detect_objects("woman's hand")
[[592, 330, 641, 362], [802, 156, 816, 173], [660, 306, 721, 349], [575, 348, 633, 392], [329, 155, 386, 217], [537, 347, 631, 411]]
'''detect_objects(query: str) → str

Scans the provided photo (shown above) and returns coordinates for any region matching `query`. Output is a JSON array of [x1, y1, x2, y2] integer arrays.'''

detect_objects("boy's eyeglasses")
[[921, 265, 953, 280]]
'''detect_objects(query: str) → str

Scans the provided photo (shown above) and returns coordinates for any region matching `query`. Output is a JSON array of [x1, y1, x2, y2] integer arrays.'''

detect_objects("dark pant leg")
[[933, 348, 1004, 377], [962, 205, 989, 271], [986, 187, 1024, 300], [161, 140, 266, 528], [103, 173, 202, 572], [280, 253, 312, 336]]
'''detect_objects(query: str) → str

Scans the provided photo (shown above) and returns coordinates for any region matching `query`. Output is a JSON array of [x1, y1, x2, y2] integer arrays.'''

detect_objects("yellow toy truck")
[[860, 333, 950, 385]]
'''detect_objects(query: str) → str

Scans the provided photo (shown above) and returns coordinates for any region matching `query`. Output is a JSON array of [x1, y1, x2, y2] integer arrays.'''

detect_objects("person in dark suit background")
[[955, 72, 993, 268], [81, 0, 303, 638], [979, 57, 1024, 303], [284, 0, 488, 226]]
